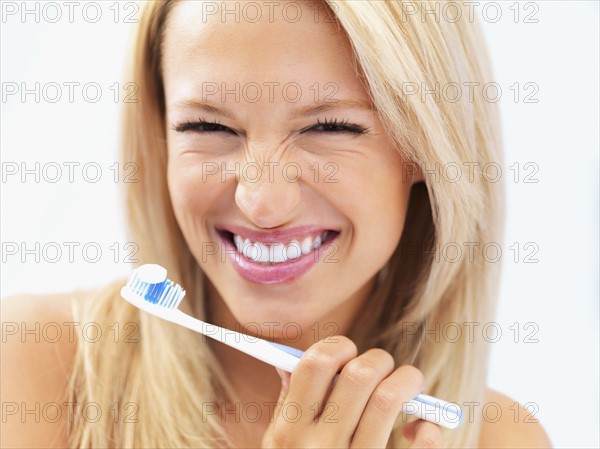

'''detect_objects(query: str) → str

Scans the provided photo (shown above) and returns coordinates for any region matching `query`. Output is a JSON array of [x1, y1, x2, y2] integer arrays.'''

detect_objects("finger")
[[408, 420, 443, 448], [275, 367, 290, 393], [402, 419, 420, 440], [284, 335, 358, 425], [350, 365, 425, 449], [270, 367, 291, 421], [317, 348, 394, 440], [263, 367, 292, 447]]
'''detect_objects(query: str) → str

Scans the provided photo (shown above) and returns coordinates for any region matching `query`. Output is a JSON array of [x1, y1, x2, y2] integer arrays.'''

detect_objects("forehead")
[[161, 0, 368, 100]]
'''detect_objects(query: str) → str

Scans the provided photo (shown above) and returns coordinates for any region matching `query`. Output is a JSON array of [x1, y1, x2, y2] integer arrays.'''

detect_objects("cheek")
[[363, 180, 409, 260], [167, 158, 218, 226], [335, 159, 410, 262]]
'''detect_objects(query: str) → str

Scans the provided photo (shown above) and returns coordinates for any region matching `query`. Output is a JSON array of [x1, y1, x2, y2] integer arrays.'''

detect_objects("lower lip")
[[218, 231, 339, 285]]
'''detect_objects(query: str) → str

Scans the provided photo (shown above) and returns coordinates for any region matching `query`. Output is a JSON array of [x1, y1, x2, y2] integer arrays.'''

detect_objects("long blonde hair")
[[67, 1, 504, 447]]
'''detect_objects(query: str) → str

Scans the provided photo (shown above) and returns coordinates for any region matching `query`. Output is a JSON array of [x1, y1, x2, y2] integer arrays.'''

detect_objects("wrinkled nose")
[[234, 160, 301, 228]]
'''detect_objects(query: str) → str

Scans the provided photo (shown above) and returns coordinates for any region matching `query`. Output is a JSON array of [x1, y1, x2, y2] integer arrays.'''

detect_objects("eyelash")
[[310, 118, 369, 135], [172, 118, 232, 134], [171, 117, 369, 135]]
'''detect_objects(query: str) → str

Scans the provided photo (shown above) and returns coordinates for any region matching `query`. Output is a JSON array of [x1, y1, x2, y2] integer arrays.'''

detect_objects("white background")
[[1, 1, 598, 447]]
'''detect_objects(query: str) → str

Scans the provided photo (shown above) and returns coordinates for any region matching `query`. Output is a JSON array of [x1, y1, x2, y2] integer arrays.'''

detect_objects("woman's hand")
[[261, 336, 444, 448]]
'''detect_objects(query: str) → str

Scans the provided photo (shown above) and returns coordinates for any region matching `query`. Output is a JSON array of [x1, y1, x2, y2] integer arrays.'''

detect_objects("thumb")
[[269, 367, 291, 424], [275, 366, 291, 397], [263, 367, 292, 448]]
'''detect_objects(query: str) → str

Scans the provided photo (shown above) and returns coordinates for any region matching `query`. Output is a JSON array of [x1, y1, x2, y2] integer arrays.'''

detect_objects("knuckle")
[[301, 347, 337, 375], [370, 385, 399, 414], [365, 347, 395, 367], [324, 334, 358, 355], [397, 364, 425, 388], [300, 336, 358, 376], [343, 359, 378, 386]]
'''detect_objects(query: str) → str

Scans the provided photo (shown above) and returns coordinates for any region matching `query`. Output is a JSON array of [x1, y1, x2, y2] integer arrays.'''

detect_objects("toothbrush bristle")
[[126, 272, 186, 309]]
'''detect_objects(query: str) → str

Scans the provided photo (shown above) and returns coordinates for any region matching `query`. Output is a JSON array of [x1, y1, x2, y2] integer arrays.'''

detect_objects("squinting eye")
[[171, 117, 369, 135], [172, 119, 236, 135], [305, 118, 368, 135]]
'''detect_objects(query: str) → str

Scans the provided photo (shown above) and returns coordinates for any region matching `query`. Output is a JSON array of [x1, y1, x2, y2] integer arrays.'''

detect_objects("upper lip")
[[216, 225, 337, 244]]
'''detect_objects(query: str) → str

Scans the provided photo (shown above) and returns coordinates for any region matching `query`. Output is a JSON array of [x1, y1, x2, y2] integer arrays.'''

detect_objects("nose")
[[234, 159, 302, 228]]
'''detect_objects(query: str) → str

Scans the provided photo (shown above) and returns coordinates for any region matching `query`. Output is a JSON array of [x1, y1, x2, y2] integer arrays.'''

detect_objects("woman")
[[2, 1, 552, 448]]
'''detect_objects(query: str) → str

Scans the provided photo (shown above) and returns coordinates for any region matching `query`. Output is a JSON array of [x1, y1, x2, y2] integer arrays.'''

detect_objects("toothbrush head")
[[122, 264, 186, 309]]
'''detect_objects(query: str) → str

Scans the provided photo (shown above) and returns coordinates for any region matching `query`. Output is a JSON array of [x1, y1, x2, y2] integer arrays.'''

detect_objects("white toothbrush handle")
[[122, 289, 462, 429], [121, 288, 301, 371]]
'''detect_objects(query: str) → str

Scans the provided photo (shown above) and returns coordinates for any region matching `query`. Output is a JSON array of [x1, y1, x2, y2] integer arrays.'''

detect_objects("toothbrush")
[[121, 264, 463, 429]]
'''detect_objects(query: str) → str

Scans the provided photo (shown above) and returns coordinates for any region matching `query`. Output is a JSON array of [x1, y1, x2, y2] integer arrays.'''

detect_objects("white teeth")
[[242, 243, 253, 259], [300, 236, 313, 255], [250, 244, 260, 262], [269, 243, 286, 263], [312, 235, 322, 249], [255, 242, 269, 263], [287, 240, 302, 260], [231, 232, 330, 264], [234, 235, 243, 252]]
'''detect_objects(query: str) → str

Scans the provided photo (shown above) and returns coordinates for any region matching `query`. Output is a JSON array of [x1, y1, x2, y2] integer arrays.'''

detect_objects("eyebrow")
[[169, 98, 376, 120]]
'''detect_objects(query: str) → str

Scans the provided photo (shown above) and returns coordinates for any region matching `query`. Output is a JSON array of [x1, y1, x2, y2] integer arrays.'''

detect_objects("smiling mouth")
[[216, 229, 339, 265]]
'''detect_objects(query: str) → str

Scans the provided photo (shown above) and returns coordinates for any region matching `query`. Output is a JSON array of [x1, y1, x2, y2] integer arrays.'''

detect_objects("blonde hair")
[[67, 1, 504, 447]]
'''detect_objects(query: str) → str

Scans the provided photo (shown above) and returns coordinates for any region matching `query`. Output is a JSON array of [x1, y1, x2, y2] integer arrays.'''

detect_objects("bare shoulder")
[[0, 290, 92, 448], [479, 387, 553, 448]]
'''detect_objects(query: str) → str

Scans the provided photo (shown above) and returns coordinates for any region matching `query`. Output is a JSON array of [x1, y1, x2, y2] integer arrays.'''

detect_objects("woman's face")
[[163, 1, 416, 337]]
